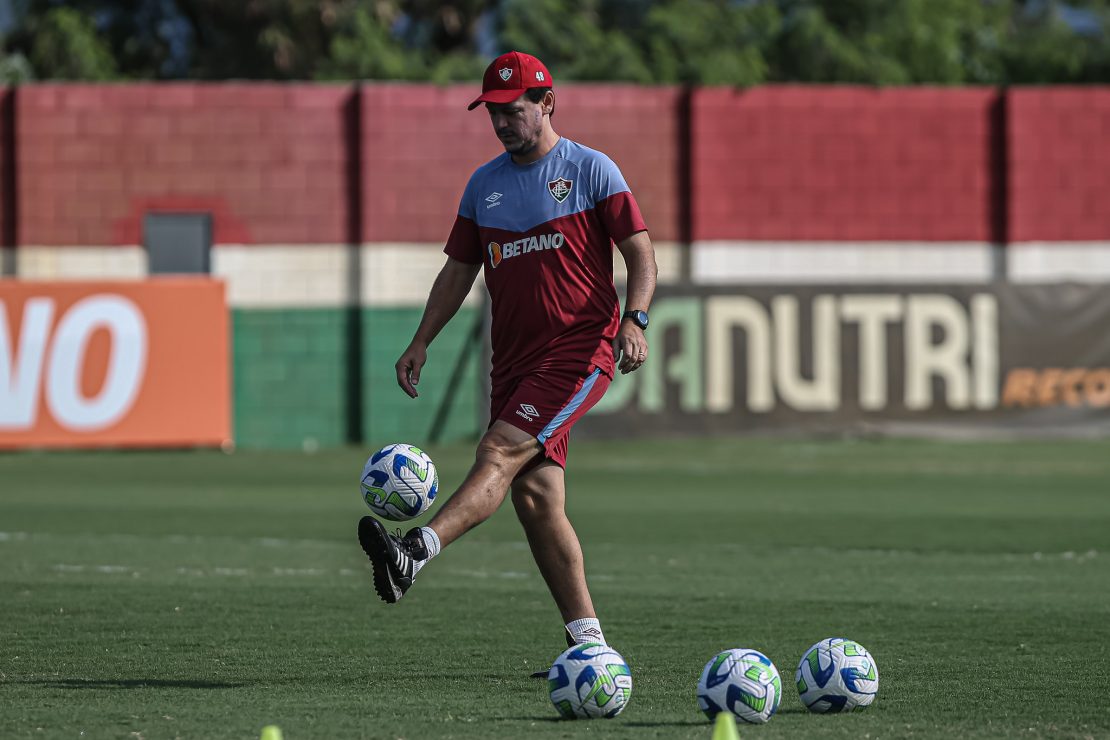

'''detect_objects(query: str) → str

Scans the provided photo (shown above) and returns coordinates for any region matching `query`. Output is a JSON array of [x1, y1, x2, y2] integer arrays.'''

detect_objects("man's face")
[[486, 93, 548, 155]]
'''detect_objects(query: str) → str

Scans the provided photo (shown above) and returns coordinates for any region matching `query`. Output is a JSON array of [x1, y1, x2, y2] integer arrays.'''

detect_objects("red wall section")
[[692, 87, 999, 242], [361, 84, 681, 244], [1008, 88, 1110, 242], [557, 86, 681, 243], [9, 83, 1110, 251], [18, 84, 351, 246], [361, 85, 500, 245], [0, 87, 11, 251]]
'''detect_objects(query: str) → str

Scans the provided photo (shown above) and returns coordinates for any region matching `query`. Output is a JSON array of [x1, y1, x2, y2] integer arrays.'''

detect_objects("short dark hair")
[[524, 87, 554, 118]]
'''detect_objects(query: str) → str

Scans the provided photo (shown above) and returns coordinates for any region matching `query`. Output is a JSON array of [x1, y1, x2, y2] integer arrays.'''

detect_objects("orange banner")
[[0, 279, 230, 449]]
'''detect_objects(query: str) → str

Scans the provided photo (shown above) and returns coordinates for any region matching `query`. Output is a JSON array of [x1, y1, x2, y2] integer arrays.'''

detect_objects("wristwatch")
[[622, 309, 649, 331]]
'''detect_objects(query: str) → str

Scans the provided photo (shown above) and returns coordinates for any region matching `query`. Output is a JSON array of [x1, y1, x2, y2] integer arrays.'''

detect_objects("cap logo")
[[499, 68, 513, 82], [535, 71, 545, 82], [547, 177, 573, 204]]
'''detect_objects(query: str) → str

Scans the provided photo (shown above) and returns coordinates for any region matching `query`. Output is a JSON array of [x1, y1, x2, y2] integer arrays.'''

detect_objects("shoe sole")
[[357, 516, 402, 604]]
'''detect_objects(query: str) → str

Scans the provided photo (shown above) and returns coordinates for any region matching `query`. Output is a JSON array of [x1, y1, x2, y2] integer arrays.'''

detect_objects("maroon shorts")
[[490, 364, 611, 467]]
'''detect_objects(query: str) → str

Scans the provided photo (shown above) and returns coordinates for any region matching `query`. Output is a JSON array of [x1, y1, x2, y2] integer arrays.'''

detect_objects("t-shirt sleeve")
[[589, 154, 648, 244], [443, 176, 483, 264]]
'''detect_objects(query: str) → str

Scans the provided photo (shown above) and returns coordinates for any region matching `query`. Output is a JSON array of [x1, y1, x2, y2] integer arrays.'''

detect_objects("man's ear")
[[544, 90, 555, 116]]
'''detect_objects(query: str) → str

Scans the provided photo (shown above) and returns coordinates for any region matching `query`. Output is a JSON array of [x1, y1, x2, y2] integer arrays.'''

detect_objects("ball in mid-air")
[[359, 443, 438, 521], [547, 642, 632, 719], [696, 648, 782, 724], [796, 637, 878, 713]]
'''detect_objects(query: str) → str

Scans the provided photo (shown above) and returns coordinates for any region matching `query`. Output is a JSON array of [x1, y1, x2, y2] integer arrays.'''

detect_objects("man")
[[358, 50, 657, 652]]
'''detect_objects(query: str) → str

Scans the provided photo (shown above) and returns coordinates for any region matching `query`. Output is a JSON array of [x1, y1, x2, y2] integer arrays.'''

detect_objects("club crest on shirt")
[[499, 68, 513, 81], [547, 177, 573, 204]]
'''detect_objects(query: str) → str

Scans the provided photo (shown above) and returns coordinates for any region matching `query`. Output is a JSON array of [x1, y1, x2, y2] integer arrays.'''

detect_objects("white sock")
[[408, 527, 440, 578], [565, 618, 606, 645], [417, 526, 441, 559]]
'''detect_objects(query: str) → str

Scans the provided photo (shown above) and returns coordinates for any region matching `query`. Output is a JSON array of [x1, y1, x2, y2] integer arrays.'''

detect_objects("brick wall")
[[692, 87, 1001, 242], [361, 84, 681, 244], [1008, 88, 1110, 242], [0, 87, 11, 264], [17, 84, 351, 246], [10, 82, 1110, 251]]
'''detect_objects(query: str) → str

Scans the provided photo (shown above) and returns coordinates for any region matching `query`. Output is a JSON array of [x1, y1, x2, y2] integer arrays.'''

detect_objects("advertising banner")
[[581, 284, 1110, 437], [0, 279, 230, 449]]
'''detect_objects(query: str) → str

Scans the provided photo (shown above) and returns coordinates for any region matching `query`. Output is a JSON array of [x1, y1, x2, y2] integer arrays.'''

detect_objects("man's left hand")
[[614, 323, 647, 374]]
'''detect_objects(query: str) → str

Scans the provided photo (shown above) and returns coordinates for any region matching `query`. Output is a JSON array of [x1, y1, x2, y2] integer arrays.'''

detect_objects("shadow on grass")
[[23, 678, 245, 690], [624, 707, 812, 727], [622, 719, 708, 728], [500, 717, 709, 728]]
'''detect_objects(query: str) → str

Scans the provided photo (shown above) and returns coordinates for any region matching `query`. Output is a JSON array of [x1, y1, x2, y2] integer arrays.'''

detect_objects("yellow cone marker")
[[260, 725, 283, 740], [711, 712, 740, 740]]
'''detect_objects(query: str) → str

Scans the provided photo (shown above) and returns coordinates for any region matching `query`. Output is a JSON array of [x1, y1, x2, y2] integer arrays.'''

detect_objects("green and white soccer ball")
[[796, 638, 879, 713], [696, 648, 782, 724], [359, 443, 439, 521], [547, 642, 632, 719]]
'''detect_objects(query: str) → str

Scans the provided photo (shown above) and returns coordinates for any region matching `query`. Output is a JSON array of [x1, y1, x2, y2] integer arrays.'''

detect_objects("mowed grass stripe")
[[1, 439, 1108, 738]]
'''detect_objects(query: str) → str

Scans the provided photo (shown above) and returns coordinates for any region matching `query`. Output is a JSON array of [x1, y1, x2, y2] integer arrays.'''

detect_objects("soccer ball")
[[359, 443, 439, 521], [696, 648, 782, 724], [547, 642, 632, 719], [796, 638, 879, 713]]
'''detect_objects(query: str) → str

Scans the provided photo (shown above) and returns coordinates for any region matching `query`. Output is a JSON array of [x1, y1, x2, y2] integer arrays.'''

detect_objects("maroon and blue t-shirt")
[[444, 137, 647, 384]]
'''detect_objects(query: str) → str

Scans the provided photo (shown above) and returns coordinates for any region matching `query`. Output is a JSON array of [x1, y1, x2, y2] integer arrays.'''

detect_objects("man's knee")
[[475, 426, 536, 469], [511, 477, 560, 521]]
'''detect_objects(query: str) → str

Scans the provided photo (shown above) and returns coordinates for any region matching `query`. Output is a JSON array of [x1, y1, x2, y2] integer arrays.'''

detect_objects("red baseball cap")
[[467, 51, 553, 111]]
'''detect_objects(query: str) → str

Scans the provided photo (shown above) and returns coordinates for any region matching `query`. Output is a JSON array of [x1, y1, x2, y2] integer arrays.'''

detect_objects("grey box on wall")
[[144, 213, 212, 274]]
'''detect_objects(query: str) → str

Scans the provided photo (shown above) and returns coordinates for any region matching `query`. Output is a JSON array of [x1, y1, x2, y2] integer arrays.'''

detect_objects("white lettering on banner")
[[0, 298, 54, 429], [971, 294, 999, 409], [904, 295, 971, 410], [839, 295, 903, 410], [683, 292, 999, 414], [0, 295, 148, 431], [773, 295, 839, 411], [705, 296, 773, 412]]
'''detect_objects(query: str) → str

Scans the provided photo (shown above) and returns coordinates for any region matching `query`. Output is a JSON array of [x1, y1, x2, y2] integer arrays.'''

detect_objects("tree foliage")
[[2, 0, 1109, 84]]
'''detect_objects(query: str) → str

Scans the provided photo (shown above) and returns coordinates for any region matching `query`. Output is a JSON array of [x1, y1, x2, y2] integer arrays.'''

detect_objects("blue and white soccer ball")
[[547, 642, 633, 719], [796, 637, 879, 713], [696, 648, 782, 724], [359, 443, 439, 521]]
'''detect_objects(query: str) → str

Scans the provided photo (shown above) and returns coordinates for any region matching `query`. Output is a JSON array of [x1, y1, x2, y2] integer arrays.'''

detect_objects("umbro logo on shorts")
[[516, 403, 539, 422]]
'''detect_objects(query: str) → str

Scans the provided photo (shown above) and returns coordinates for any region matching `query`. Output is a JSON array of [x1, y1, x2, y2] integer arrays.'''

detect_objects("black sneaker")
[[529, 629, 578, 678], [357, 517, 427, 604]]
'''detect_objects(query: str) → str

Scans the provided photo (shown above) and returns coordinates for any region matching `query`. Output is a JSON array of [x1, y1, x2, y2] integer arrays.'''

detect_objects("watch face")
[[634, 311, 649, 329]]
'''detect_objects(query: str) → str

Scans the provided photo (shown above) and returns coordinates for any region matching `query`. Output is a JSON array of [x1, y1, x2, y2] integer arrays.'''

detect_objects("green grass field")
[[2, 439, 1109, 739]]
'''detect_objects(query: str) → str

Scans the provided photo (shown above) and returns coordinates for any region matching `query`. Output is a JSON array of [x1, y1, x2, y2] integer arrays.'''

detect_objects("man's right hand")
[[395, 341, 428, 398]]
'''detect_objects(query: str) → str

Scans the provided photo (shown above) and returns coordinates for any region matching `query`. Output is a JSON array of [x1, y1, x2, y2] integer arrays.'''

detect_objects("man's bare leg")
[[358, 420, 542, 603], [426, 420, 542, 547], [511, 461, 599, 631]]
